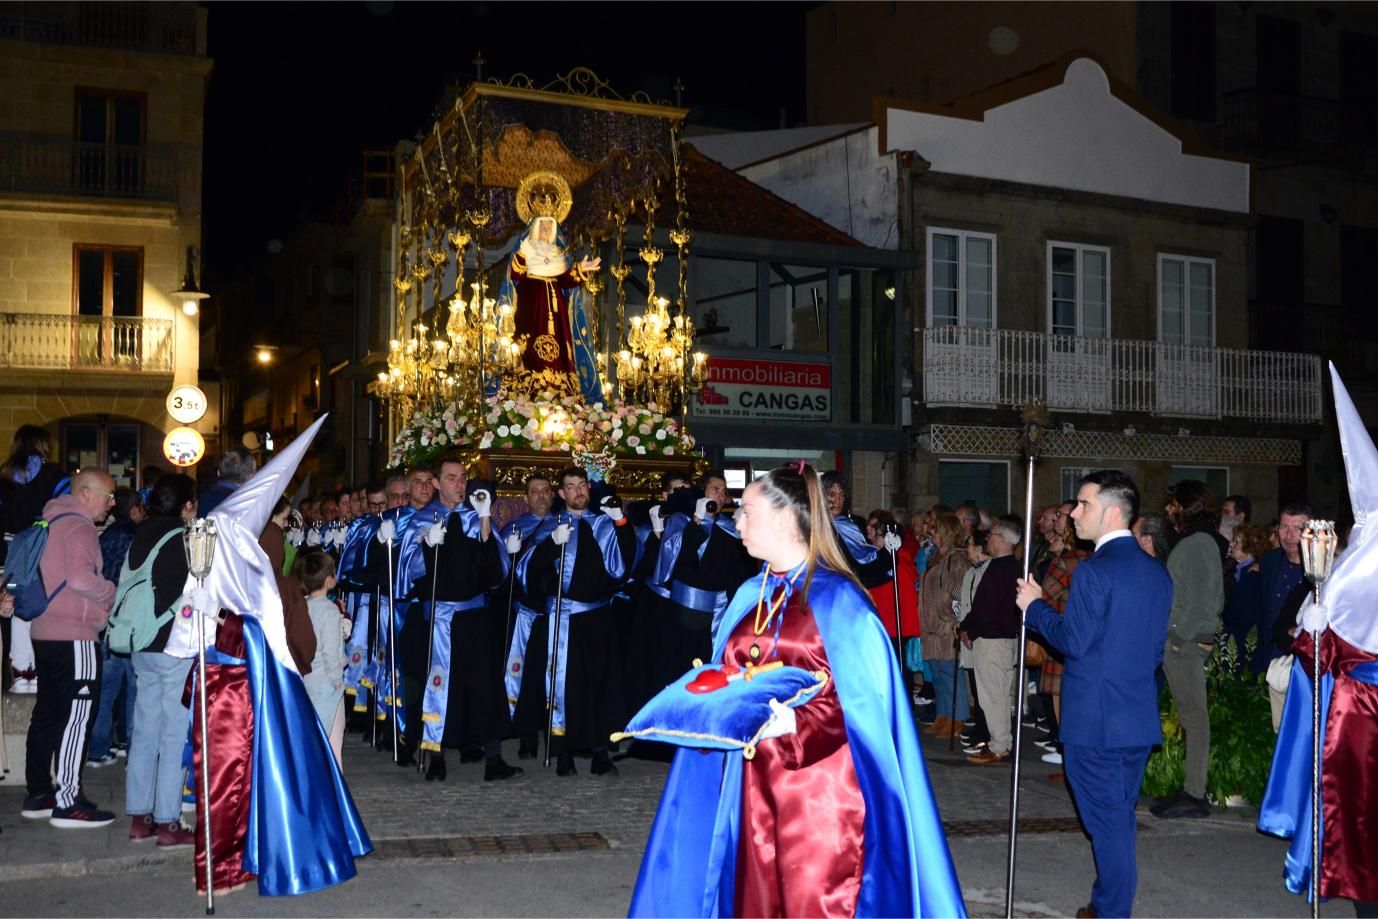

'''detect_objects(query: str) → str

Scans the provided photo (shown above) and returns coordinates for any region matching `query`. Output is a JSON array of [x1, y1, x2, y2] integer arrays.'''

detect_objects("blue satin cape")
[[238, 616, 372, 895], [628, 565, 966, 918], [1258, 652, 1378, 899]]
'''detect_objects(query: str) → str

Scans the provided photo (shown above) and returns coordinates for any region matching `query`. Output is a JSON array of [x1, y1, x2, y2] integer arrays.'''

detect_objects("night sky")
[[202, 1, 809, 288]]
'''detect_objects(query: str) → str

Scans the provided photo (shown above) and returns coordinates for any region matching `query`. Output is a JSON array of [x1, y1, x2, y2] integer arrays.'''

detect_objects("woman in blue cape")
[[629, 462, 965, 918]]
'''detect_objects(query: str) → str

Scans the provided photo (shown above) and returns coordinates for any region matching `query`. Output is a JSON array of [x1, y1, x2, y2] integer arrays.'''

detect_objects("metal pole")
[[385, 532, 399, 763], [193, 575, 215, 915], [370, 586, 380, 749], [544, 516, 568, 769], [502, 537, 519, 672], [1311, 607, 1322, 919], [422, 514, 441, 773], [1005, 454, 1037, 919]]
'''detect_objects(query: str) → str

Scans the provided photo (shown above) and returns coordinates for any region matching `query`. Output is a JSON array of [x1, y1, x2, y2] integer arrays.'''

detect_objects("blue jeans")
[[89, 645, 136, 757], [930, 658, 969, 722], [126, 652, 192, 823]]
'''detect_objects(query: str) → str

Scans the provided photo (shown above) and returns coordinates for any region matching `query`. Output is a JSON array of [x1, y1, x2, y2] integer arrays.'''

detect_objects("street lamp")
[[255, 346, 276, 365], [171, 246, 209, 317]]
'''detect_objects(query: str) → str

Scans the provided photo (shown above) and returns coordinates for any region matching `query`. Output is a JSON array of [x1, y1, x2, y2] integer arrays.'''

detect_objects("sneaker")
[[129, 814, 156, 842], [86, 753, 118, 768], [962, 741, 989, 755], [1041, 750, 1063, 765], [113, 743, 129, 758], [9, 676, 37, 695], [50, 801, 116, 829], [156, 820, 195, 848], [1034, 739, 1058, 751], [21, 792, 56, 819]]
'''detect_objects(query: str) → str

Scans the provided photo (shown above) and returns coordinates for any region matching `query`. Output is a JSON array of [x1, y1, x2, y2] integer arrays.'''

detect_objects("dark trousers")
[[1063, 743, 1152, 918], [26, 639, 103, 809]]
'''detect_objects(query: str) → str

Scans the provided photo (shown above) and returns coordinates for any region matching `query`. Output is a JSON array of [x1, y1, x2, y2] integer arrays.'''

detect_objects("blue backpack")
[[3, 512, 80, 621]]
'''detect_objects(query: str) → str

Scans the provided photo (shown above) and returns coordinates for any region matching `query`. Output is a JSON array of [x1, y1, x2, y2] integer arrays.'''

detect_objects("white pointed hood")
[[165, 415, 328, 670], [1300, 365, 1378, 653]]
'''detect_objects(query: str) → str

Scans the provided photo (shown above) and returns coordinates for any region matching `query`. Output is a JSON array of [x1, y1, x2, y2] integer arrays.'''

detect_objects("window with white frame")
[[927, 228, 995, 328], [1048, 242, 1109, 339], [1158, 254, 1215, 347], [1059, 466, 1096, 502]]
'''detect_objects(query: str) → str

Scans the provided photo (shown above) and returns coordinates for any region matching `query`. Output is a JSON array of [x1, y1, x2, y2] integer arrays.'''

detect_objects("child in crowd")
[[293, 548, 348, 768]]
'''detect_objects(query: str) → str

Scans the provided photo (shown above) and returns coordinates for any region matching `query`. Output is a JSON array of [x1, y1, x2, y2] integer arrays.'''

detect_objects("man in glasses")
[[23, 467, 119, 828]]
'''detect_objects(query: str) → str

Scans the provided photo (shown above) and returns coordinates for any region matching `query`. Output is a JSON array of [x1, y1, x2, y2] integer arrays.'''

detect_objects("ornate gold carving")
[[492, 67, 671, 107], [515, 170, 574, 224]]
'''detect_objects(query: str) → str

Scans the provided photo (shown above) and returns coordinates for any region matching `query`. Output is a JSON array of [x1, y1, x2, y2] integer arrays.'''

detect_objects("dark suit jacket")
[[1025, 534, 1173, 749]]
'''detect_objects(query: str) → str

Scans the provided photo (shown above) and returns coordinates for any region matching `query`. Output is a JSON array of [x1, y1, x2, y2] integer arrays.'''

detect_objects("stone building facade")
[[0, 2, 211, 486]]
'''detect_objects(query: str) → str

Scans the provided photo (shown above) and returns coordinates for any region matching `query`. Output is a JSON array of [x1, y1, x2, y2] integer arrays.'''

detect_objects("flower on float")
[[479, 432, 494, 449], [626, 435, 640, 447], [496, 424, 510, 437], [638, 423, 652, 436], [664, 447, 675, 456], [599, 420, 612, 432], [636, 445, 646, 455]]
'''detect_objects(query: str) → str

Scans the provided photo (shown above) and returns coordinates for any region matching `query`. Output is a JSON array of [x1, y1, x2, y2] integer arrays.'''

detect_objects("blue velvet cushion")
[[613, 662, 828, 757]]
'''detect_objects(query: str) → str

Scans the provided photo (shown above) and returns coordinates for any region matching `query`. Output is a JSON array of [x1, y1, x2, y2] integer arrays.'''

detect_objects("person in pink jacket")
[[21, 468, 118, 828]]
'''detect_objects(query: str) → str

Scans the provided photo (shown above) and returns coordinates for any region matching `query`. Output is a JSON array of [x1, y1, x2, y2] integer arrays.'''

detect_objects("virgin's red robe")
[[509, 252, 587, 396], [723, 587, 866, 918]]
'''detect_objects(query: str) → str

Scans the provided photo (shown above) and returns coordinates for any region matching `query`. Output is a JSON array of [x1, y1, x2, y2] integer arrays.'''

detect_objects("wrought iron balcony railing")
[[922, 326, 1322, 424], [0, 134, 182, 202], [1222, 88, 1378, 153], [0, 313, 174, 373], [0, 2, 199, 55]]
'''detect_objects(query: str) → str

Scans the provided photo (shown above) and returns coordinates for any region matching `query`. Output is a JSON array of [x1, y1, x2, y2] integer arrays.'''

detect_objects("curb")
[[0, 847, 188, 883]]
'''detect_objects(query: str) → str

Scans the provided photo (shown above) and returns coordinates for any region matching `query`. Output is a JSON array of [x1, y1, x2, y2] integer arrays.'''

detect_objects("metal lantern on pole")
[[1299, 519, 1337, 919], [183, 517, 219, 915]]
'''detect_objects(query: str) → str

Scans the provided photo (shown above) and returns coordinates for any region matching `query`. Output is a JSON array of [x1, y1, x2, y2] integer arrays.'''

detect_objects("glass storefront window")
[[767, 263, 828, 353], [692, 256, 757, 350]]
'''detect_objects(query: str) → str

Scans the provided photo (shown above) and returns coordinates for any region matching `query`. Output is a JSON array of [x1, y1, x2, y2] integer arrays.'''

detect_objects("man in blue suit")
[[1016, 470, 1172, 918]]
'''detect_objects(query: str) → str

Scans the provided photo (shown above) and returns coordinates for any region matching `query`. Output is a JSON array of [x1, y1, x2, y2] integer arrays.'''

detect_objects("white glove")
[[469, 489, 492, 519], [883, 532, 902, 552], [694, 497, 711, 521], [306, 528, 321, 547], [340, 615, 353, 641], [649, 505, 665, 536], [505, 530, 522, 554], [425, 520, 447, 547], [759, 698, 797, 740], [551, 522, 572, 546], [285, 526, 304, 547], [377, 519, 396, 544], [602, 505, 624, 523], [190, 586, 216, 622], [333, 526, 348, 548]]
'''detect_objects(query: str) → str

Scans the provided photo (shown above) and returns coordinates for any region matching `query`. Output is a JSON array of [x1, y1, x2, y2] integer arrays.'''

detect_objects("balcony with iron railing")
[[922, 326, 1322, 425], [1222, 88, 1378, 153], [0, 134, 183, 203], [0, 313, 174, 374], [0, 2, 200, 55]]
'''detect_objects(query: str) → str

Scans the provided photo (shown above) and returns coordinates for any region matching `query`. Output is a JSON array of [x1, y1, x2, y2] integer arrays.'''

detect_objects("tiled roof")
[[668, 146, 866, 249]]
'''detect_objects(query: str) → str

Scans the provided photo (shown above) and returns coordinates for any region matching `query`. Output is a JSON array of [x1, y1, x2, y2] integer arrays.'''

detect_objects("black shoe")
[[425, 755, 447, 782], [484, 757, 524, 782], [517, 743, 537, 760], [1148, 789, 1189, 817], [1154, 792, 1210, 819], [590, 751, 619, 777], [556, 753, 577, 777], [458, 746, 484, 764], [395, 749, 417, 768]]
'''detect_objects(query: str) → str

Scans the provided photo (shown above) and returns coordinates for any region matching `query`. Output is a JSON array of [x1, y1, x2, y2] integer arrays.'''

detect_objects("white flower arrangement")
[[389, 392, 698, 469]]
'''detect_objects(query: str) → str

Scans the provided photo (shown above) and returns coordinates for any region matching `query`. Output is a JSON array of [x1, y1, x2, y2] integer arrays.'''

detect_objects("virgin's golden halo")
[[516, 170, 573, 224]]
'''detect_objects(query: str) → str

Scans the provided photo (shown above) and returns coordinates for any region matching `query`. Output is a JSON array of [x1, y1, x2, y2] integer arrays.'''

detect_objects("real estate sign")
[[693, 357, 831, 422]]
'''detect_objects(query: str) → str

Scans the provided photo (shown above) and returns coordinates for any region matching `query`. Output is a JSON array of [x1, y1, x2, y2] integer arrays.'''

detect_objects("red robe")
[[1294, 629, 1378, 902], [724, 587, 866, 918], [509, 252, 587, 396]]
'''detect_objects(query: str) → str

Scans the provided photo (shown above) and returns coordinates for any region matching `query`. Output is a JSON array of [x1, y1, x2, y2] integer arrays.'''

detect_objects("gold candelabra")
[[615, 192, 706, 412]]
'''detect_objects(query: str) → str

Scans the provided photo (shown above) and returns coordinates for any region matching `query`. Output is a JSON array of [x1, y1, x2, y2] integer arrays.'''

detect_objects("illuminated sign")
[[693, 357, 831, 422], [163, 427, 206, 467], [166, 385, 208, 425]]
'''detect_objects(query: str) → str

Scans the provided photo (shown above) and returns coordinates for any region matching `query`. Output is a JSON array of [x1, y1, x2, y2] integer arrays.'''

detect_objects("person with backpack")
[[117, 473, 196, 847], [20, 467, 117, 828], [0, 424, 69, 695], [87, 487, 146, 768]]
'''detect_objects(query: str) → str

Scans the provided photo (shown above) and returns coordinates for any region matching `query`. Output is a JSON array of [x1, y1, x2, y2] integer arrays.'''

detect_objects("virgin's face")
[[737, 482, 789, 563], [535, 218, 555, 243]]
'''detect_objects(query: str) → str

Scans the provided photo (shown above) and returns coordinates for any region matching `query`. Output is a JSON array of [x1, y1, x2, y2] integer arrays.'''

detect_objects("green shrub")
[[1142, 629, 1277, 805]]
